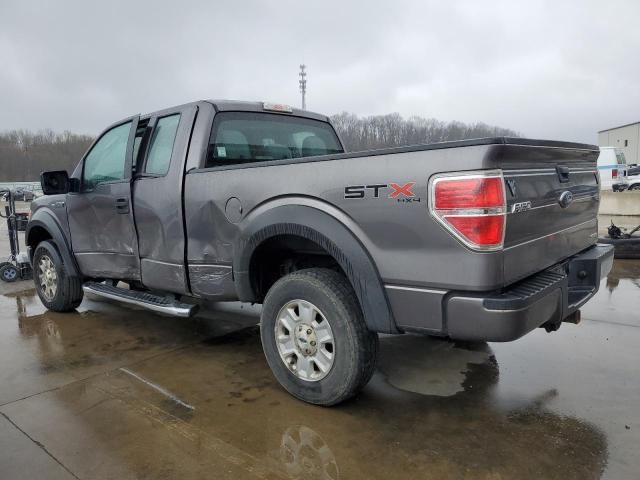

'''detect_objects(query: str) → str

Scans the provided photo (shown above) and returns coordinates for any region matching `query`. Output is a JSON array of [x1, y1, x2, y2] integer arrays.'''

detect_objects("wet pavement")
[[0, 260, 638, 479]]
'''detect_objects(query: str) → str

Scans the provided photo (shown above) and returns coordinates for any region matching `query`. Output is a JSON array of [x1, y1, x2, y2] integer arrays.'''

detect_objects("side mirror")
[[41, 170, 71, 195]]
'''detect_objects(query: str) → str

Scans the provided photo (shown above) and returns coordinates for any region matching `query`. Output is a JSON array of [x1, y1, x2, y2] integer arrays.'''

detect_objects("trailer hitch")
[[541, 310, 581, 333]]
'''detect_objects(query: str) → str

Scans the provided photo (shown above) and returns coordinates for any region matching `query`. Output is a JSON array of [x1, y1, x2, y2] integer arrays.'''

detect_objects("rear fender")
[[234, 204, 397, 334]]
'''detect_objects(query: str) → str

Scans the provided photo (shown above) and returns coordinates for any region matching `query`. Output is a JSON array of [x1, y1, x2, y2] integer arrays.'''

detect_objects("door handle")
[[114, 198, 130, 214]]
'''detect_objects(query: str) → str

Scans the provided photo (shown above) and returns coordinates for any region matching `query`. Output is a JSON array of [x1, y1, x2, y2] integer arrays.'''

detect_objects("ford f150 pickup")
[[28, 100, 614, 405]]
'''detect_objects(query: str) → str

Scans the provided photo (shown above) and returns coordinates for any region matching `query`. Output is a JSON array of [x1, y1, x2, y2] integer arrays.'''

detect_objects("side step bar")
[[83, 282, 198, 317]]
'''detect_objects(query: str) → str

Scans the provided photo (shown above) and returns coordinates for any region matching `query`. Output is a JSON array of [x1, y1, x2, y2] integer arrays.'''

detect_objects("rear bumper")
[[445, 244, 614, 342], [612, 183, 628, 192]]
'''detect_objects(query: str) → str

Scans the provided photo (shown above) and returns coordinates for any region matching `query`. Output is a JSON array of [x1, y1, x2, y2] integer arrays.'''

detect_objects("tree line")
[[0, 113, 519, 181], [330, 112, 519, 151], [0, 130, 93, 182]]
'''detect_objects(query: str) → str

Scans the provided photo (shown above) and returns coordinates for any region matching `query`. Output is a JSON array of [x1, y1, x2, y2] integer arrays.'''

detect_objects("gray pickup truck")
[[28, 100, 613, 405]]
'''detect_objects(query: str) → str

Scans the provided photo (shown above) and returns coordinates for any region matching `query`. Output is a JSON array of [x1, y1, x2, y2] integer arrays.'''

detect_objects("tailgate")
[[500, 142, 600, 285]]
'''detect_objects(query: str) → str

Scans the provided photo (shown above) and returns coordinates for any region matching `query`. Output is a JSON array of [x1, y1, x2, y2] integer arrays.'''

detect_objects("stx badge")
[[344, 182, 421, 203]]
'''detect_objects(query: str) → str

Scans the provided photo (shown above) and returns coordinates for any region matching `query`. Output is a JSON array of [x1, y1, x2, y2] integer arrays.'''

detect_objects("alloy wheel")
[[38, 255, 58, 301], [274, 299, 335, 382]]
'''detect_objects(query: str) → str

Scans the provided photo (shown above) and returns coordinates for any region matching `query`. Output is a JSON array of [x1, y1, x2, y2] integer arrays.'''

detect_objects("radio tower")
[[299, 64, 307, 110]]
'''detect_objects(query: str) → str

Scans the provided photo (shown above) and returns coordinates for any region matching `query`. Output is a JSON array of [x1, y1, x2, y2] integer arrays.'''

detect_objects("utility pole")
[[299, 64, 307, 110]]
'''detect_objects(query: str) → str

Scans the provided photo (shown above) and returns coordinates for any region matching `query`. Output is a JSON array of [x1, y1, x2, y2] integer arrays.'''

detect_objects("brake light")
[[612, 168, 618, 179], [430, 171, 506, 251], [263, 102, 293, 113]]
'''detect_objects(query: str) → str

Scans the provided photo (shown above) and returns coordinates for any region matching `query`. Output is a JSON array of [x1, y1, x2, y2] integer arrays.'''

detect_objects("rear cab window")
[[206, 112, 343, 168], [145, 114, 181, 175]]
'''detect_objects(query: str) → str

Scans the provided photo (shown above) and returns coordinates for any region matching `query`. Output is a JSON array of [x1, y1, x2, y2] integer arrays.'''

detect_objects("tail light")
[[612, 168, 618, 179], [429, 170, 506, 251]]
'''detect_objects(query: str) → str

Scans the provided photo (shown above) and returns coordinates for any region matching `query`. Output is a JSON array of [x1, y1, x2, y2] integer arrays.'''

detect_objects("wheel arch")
[[26, 209, 80, 277], [234, 204, 397, 333]]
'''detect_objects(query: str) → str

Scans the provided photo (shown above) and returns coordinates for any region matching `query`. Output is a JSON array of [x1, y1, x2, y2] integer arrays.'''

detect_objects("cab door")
[[67, 116, 141, 280], [131, 104, 198, 294]]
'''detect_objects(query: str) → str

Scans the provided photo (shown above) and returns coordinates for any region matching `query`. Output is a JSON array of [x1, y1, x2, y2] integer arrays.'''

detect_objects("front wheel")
[[33, 240, 83, 311], [260, 268, 378, 406]]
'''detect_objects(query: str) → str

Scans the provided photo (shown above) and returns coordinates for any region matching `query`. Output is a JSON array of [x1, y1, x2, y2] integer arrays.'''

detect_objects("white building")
[[598, 121, 640, 165]]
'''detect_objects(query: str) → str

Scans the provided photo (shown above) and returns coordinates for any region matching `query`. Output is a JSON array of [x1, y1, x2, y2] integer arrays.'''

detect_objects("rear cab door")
[[131, 103, 199, 294]]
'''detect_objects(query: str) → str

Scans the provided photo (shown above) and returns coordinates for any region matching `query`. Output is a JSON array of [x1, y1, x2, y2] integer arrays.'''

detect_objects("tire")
[[33, 240, 83, 311], [630, 184, 640, 191], [0, 264, 19, 282], [260, 268, 379, 406]]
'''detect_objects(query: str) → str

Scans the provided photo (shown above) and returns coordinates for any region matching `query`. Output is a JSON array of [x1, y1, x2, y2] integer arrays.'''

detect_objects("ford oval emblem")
[[558, 191, 574, 208]]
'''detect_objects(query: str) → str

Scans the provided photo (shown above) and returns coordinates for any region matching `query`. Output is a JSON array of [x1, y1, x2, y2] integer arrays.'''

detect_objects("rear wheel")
[[33, 241, 83, 311], [629, 184, 640, 191], [260, 268, 378, 406]]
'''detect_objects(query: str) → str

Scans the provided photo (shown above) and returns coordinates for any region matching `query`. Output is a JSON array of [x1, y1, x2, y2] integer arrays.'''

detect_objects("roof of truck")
[[138, 100, 331, 123], [207, 99, 330, 122]]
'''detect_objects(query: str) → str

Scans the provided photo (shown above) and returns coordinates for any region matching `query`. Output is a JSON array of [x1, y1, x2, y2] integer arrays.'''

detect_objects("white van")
[[597, 147, 628, 191]]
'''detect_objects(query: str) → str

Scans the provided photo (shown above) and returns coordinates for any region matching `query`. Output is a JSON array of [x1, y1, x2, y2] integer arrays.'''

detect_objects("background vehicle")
[[625, 165, 640, 190], [1, 186, 36, 202], [26, 100, 613, 405], [597, 146, 628, 191]]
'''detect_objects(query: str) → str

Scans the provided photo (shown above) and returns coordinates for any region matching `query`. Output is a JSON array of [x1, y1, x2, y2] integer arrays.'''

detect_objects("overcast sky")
[[1, 0, 638, 143]]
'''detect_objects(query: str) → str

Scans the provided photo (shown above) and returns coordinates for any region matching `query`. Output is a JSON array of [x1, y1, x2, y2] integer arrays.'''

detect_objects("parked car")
[[597, 146, 628, 191], [26, 100, 614, 405]]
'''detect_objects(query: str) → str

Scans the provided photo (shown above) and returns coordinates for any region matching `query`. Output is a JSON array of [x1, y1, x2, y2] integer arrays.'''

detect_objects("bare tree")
[[331, 112, 520, 152], [0, 130, 94, 181]]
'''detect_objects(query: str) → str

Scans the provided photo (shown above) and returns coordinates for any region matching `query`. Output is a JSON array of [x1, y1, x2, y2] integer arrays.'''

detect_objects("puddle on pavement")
[[1, 260, 639, 479], [581, 259, 640, 327]]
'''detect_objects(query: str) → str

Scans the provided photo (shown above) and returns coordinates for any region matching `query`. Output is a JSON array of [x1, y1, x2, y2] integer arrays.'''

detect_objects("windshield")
[[206, 112, 343, 168]]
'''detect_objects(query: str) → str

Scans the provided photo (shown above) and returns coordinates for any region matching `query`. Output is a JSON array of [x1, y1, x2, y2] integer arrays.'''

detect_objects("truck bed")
[[187, 137, 598, 283]]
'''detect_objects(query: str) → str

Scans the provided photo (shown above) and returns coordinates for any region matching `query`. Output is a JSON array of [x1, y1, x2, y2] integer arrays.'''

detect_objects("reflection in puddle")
[[277, 425, 339, 480], [583, 259, 640, 329], [378, 335, 495, 397], [605, 258, 640, 292]]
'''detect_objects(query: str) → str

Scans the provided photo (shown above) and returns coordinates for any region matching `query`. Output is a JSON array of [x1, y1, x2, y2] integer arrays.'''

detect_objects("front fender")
[[26, 208, 80, 277], [234, 204, 397, 334]]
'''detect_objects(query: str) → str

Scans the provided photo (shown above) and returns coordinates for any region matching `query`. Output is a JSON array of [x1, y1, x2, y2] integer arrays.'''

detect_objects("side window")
[[145, 114, 180, 175], [83, 122, 132, 190]]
